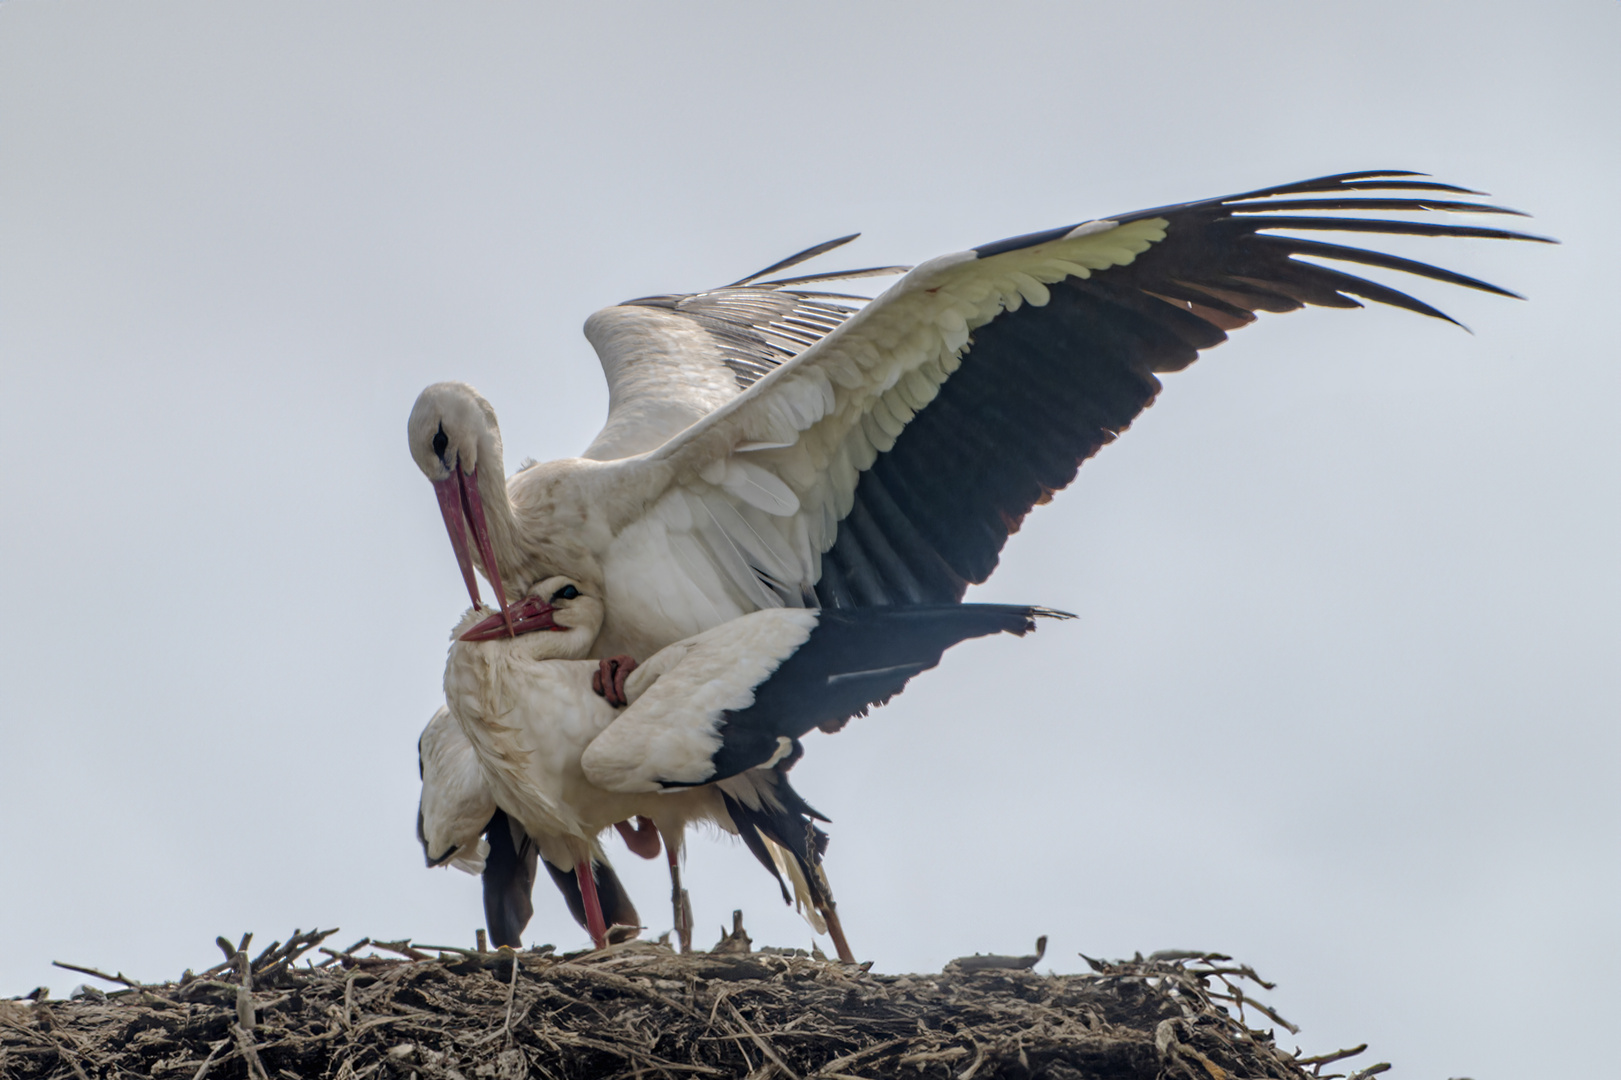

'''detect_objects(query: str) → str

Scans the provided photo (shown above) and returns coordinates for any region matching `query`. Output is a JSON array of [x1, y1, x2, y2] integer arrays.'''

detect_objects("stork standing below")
[[440, 572, 1069, 957]]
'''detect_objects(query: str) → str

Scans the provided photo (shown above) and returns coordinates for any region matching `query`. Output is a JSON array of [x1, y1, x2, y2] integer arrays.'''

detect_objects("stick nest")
[[2, 926, 1388, 1080]]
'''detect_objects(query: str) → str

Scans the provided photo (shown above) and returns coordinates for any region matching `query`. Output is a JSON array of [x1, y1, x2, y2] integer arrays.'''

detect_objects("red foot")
[[615, 817, 661, 859], [592, 655, 639, 707]]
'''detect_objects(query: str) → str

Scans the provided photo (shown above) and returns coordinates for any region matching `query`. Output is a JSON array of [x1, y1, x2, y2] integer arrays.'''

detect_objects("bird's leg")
[[591, 655, 639, 708], [820, 901, 854, 964], [667, 843, 693, 954], [574, 858, 610, 950], [614, 817, 661, 859]]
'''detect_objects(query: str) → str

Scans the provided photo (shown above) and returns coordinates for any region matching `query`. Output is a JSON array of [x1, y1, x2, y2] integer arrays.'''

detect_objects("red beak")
[[460, 595, 559, 641], [432, 459, 513, 637]]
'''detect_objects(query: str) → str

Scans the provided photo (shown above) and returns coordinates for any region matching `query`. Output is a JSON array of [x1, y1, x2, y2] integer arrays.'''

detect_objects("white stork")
[[407, 171, 1547, 664], [439, 572, 1066, 956]]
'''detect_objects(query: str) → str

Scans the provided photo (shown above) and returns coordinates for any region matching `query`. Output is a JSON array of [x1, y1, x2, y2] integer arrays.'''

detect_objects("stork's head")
[[457, 574, 604, 660], [408, 381, 513, 630]]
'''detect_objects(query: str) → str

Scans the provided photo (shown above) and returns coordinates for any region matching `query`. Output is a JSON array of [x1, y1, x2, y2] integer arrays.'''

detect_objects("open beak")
[[460, 595, 559, 641], [432, 458, 513, 637]]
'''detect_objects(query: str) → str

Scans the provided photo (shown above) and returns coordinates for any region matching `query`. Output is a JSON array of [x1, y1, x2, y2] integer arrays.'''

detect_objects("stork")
[[407, 171, 1548, 666], [440, 572, 1068, 956]]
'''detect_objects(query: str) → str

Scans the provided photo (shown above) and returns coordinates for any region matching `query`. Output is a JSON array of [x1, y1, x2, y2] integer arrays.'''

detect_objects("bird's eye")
[[432, 424, 449, 460], [553, 585, 579, 601]]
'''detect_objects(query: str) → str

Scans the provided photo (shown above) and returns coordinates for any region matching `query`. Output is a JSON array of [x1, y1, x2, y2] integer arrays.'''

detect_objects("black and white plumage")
[[407, 171, 1547, 664], [580, 602, 1068, 792], [439, 574, 1067, 954]]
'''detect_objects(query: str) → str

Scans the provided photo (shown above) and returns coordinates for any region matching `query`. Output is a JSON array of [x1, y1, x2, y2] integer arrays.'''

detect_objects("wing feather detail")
[[602, 172, 1545, 610], [580, 246, 906, 462]]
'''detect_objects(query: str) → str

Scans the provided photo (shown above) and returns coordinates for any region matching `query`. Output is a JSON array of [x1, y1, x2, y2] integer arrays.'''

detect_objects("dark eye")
[[552, 585, 579, 601], [432, 424, 449, 460]]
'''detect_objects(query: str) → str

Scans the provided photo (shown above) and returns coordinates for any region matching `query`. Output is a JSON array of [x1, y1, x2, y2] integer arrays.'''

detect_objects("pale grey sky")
[[2, 3, 1616, 1077]]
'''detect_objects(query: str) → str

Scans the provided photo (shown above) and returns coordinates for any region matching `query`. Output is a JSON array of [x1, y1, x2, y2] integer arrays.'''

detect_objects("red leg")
[[821, 902, 855, 963], [575, 858, 609, 949]]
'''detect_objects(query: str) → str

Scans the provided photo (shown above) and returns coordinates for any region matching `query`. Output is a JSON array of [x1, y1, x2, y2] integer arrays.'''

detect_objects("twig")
[[190, 1038, 231, 1080], [45, 1032, 91, 1080], [371, 939, 433, 961], [1346, 1065, 1392, 1080], [503, 949, 520, 1045], [51, 961, 142, 989], [231, 1023, 271, 1080], [1209, 989, 1299, 1034], [317, 938, 372, 968], [812, 1036, 909, 1077], [956, 1034, 987, 1080], [553, 960, 703, 1020], [725, 999, 802, 1080], [236, 950, 257, 1033], [1296, 1044, 1369, 1067], [413, 943, 486, 959]]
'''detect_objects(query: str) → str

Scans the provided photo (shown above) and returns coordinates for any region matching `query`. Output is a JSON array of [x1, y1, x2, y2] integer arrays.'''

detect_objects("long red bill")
[[459, 462, 513, 638], [460, 595, 558, 641], [433, 473, 483, 610]]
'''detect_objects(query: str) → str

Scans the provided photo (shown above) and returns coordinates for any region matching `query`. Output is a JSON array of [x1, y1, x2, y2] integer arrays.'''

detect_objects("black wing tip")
[[725, 234, 864, 288], [758, 264, 911, 288], [973, 223, 1083, 259], [1029, 606, 1077, 622]]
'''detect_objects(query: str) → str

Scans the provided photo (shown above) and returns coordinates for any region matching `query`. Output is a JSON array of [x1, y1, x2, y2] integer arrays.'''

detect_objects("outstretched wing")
[[579, 603, 1063, 792], [579, 236, 906, 461], [605, 171, 1549, 612]]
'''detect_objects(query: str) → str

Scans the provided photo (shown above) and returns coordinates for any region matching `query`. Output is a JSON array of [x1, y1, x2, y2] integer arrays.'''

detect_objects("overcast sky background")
[[2, 3, 1616, 1077]]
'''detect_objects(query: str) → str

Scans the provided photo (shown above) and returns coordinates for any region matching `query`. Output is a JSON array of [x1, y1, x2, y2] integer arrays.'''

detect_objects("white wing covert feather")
[[612, 219, 1167, 606], [580, 609, 819, 793], [579, 241, 899, 463]]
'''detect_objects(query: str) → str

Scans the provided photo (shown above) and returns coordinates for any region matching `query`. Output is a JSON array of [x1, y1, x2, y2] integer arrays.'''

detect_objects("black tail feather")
[[722, 767, 832, 910], [481, 810, 536, 949], [707, 603, 1070, 783]]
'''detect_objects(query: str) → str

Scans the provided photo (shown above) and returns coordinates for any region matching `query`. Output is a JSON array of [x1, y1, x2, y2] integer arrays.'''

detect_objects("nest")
[[1, 923, 1389, 1080]]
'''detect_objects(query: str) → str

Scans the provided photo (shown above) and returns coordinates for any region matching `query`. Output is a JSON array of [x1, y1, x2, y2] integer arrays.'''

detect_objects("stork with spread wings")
[[407, 170, 1548, 660]]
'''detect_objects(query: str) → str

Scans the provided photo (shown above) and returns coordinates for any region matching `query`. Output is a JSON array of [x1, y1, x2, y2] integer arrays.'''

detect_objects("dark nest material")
[[2, 922, 1390, 1080]]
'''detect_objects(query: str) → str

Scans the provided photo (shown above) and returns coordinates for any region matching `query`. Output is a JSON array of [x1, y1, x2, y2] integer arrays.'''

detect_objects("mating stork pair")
[[408, 171, 1545, 958]]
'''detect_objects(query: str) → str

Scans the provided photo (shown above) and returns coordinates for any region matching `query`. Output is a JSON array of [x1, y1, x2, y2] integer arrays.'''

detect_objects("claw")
[[615, 817, 661, 859], [593, 655, 639, 707]]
